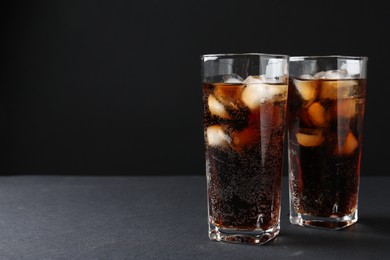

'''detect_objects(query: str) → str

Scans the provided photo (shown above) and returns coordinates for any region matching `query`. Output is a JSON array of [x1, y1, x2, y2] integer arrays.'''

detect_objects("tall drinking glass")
[[287, 56, 368, 230], [201, 53, 289, 244]]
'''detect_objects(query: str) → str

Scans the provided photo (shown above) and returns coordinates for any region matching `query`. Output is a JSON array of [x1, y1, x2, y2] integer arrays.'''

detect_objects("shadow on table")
[[277, 216, 390, 250], [357, 216, 390, 236]]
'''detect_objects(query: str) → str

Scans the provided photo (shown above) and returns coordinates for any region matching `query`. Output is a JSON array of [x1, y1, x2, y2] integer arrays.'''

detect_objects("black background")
[[1, 0, 388, 176]]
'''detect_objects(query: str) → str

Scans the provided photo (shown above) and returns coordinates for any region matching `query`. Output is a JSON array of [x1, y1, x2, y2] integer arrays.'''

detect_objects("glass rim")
[[201, 53, 289, 60], [290, 55, 368, 61]]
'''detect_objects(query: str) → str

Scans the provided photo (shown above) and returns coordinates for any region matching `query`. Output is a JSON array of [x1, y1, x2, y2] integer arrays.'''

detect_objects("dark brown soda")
[[203, 82, 287, 230], [288, 78, 366, 217]]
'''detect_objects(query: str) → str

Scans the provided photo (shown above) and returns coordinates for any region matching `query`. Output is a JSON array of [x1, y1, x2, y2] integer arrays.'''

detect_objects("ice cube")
[[314, 69, 350, 79], [213, 83, 244, 109], [299, 74, 314, 80], [223, 74, 244, 84], [243, 75, 265, 83], [335, 99, 357, 118], [319, 80, 359, 100], [208, 95, 231, 119], [307, 102, 329, 127], [299, 108, 313, 127], [241, 84, 268, 110], [334, 131, 358, 155], [245, 74, 287, 84], [267, 84, 288, 101], [296, 129, 324, 147], [231, 128, 260, 151], [275, 75, 288, 84], [242, 77, 287, 110], [313, 71, 325, 79], [293, 79, 318, 105], [342, 132, 358, 155], [206, 125, 231, 147]]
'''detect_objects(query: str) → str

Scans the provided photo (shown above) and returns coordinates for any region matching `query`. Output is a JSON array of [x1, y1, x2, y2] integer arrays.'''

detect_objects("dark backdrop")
[[1, 0, 388, 176]]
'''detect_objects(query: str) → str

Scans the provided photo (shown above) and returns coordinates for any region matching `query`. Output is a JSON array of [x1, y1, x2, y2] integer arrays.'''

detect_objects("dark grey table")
[[0, 175, 389, 259]]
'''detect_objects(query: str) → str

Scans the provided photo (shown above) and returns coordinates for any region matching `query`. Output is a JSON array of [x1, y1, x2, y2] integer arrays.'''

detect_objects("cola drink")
[[288, 71, 367, 229], [201, 53, 288, 244], [203, 77, 287, 235]]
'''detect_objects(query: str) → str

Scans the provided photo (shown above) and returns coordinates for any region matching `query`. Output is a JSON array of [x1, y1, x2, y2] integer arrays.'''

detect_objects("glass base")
[[290, 210, 358, 230], [208, 223, 280, 245]]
